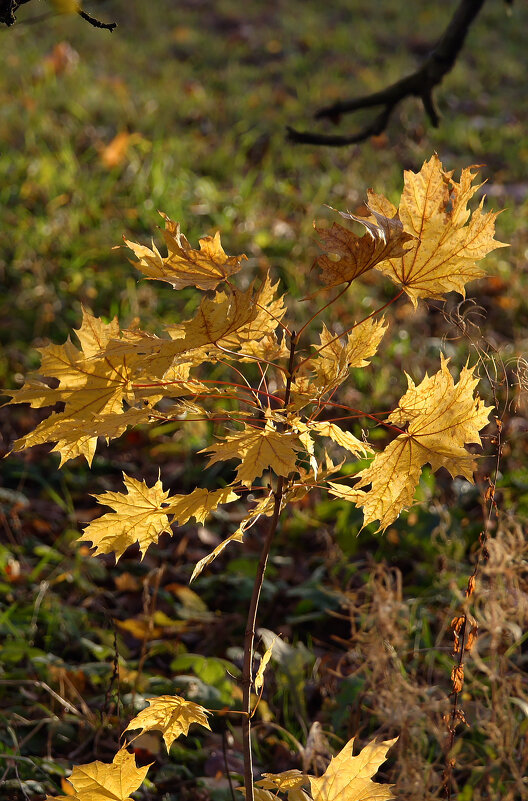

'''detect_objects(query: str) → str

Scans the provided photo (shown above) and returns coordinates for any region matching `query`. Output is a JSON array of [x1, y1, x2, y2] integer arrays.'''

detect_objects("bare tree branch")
[[287, 0, 487, 146], [0, 0, 30, 26], [78, 8, 116, 31], [0, 0, 116, 30]]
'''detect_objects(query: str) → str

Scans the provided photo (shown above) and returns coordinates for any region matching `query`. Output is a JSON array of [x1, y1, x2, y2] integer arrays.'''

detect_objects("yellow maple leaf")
[[124, 213, 246, 290], [257, 770, 311, 801], [218, 272, 287, 352], [291, 318, 387, 407], [241, 331, 290, 363], [258, 770, 307, 791], [328, 356, 492, 531], [46, 749, 150, 801], [165, 486, 239, 524], [7, 309, 142, 464], [310, 422, 372, 458], [81, 476, 239, 560], [124, 695, 210, 750], [81, 473, 173, 560], [202, 419, 302, 487], [369, 155, 507, 306], [315, 206, 413, 287], [8, 308, 123, 409], [309, 737, 397, 801], [166, 284, 260, 354], [12, 407, 150, 468]]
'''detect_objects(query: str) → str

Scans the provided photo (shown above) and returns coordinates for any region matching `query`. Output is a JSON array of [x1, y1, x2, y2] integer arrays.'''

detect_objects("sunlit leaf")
[[202, 419, 302, 487], [125, 695, 210, 750], [369, 155, 507, 306], [328, 356, 492, 530], [125, 213, 246, 290], [81, 473, 173, 560], [46, 749, 150, 801], [309, 737, 397, 801]]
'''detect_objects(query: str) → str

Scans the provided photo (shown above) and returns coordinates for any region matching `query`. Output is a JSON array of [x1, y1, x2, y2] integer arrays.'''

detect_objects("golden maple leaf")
[[217, 272, 287, 352], [46, 748, 150, 801], [124, 694, 211, 750], [81, 473, 173, 560], [309, 737, 397, 801], [369, 155, 507, 306], [81, 475, 239, 561], [315, 206, 413, 286], [318, 317, 388, 370], [201, 419, 302, 487], [124, 213, 246, 290], [11, 407, 151, 468], [258, 770, 307, 791], [290, 317, 387, 407], [7, 308, 124, 411], [176, 285, 259, 351], [256, 770, 311, 801], [328, 356, 492, 531], [165, 486, 239, 524], [7, 309, 143, 464]]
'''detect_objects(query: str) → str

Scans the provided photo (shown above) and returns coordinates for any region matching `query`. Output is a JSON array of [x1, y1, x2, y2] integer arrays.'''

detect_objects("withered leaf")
[[316, 206, 413, 287]]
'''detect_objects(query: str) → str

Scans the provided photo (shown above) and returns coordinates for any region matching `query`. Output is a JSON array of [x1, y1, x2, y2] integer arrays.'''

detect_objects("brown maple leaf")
[[315, 205, 413, 287]]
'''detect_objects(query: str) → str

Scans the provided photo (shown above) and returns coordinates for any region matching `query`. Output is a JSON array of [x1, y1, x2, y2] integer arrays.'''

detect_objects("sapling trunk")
[[241, 334, 297, 801], [241, 478, 285, 801]]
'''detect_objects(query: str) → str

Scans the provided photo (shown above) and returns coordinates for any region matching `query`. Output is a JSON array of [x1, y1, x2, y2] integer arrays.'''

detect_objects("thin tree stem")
[[241, 477, 284, 801], [241, 333, 297, 801]]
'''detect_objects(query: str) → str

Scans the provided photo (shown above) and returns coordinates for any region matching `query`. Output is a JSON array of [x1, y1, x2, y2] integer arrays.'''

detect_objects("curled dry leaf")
[[315, 205, 413, 286], [124, 213, 247, 290], [254, 636, 277, 694], [451, 664, 465, 694]]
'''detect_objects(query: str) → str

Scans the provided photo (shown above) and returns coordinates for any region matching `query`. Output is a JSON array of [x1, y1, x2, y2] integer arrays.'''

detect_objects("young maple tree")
[[6, 154, 505, 801]]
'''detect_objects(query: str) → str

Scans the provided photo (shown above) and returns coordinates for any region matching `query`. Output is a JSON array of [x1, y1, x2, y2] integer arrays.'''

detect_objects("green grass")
[[1, 0, 526, 370]]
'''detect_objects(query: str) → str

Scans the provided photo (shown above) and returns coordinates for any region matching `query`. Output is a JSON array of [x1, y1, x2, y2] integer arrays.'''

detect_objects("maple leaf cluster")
[[48, 691, 396, 801], [12, 155, 502, 801], [7, 156, 502, 559]]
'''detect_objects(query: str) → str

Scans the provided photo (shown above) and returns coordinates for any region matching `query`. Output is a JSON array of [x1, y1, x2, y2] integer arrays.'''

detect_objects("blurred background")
[[0, 1, 527, 799]]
